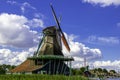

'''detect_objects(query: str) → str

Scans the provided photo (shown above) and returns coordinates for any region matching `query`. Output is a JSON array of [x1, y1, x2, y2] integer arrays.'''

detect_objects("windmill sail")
[[50, 4, 70, 52], [61, 33, 70, 52]]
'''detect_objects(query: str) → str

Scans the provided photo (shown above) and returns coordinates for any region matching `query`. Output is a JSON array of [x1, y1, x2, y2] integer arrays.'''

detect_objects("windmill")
[[10, 4, 74, 75]]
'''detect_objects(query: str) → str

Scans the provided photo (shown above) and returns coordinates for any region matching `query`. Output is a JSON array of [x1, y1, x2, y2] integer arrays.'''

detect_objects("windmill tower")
[[10, 4, 74, 75]]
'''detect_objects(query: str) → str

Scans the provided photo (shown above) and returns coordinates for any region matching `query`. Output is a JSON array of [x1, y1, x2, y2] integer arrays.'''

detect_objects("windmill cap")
[[43, 26, 57, 35]]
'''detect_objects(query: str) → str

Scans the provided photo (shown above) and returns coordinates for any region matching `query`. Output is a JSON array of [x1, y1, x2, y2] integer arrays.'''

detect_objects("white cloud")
[[82, 0, 120, 7], [87, 35, 120, 45], [0, 48, 35, 65], [62, 33, 102, 62], [72, 61, 84, 68], [7, 1, 45, 19], [91, 60, 120, 70], [34, 13, 46, 19], [117, 23, 120, 27], [7, 0, 17, 5], [98, 37, 119, 44], [0, 49, 11, 59], [7, 1, 37, 14], [0, 13, 44, 48], [27, 18, 44, 28], [72, 60, 120, 70], [21, 2, 36, 13]]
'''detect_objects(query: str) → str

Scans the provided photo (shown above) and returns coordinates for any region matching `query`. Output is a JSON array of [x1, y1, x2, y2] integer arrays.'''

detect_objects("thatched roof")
[[10, 60, 42, 73]]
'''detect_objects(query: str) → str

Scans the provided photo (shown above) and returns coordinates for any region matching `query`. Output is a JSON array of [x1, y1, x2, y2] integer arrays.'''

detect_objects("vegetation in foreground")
[[0, 74, 88, 80], [0, 64, 88, 80], [0, 64, 119, 80]]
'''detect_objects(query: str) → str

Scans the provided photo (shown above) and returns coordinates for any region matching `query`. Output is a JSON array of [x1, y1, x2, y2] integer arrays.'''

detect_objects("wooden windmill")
[[10, 4, 74, 75], [35, 4, 70, 56]]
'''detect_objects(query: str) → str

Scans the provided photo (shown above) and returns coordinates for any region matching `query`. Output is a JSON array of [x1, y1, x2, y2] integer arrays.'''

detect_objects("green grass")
[[0, 74, 88, 80]]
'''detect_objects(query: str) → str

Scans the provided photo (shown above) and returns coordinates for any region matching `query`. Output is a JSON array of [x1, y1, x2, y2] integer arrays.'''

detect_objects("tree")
[[103, 69, 108, 73], [93, 68, 98, 73], [80, 67, 85, 72], [103, 69, 108, 76], [109, 70, 116, 74], [0, 65, 5, 74], [71, 69, 77, 75], [97, 68, 102, 73], [0, 64, 16, 74]]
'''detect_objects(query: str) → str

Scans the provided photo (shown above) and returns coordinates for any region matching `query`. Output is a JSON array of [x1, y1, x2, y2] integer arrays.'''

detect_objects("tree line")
[[72, 66, 118, 77], [0, 64, 16, 74]]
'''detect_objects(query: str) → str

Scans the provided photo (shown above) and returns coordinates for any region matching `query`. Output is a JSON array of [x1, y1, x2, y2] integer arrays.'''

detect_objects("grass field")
[[0, 74, 88, 80]]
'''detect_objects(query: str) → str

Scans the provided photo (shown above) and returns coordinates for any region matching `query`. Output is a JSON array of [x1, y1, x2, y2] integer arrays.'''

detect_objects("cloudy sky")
[[0, 0, 120, 71]]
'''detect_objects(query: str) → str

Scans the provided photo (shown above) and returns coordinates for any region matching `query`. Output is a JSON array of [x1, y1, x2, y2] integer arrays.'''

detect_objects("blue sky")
[[0, 0, 120, 70]]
